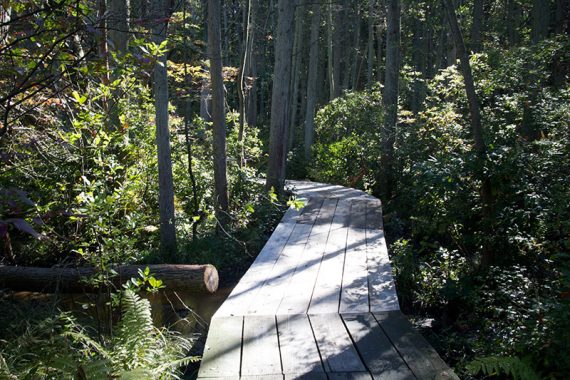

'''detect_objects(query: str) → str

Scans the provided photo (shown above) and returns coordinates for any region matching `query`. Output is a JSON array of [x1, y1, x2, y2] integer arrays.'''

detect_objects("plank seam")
[[337, 201, 353, 314]]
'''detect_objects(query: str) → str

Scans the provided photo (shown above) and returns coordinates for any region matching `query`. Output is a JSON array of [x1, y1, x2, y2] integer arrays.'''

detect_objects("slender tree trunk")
[[333, 2, 343, 98], [470, 0, 484, 52], [379, 0, 400, 199], [208, 0, 229, 223], [555, 0, 569, 35], [375, 8, 385, 83], [151, 0, 177, 259], [98, 0, 110, 85], [266, 0, 296, 192], [327, 2, 335, 99], [238, 0, 255, 167], [303, 2, 321, 161], [367, 0, 376, 86], [108, 0, 129, 52], [289, 0, 305, 150], [410, 17, 426, 113], [531, 0, 551, 44], [506, 0, 522, 47], [443, 0, 494, 266], [351, 6, 362, 90]]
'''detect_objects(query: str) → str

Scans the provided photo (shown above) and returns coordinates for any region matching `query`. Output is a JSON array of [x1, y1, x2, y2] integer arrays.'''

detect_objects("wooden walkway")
[[198, 181, 458, 380]]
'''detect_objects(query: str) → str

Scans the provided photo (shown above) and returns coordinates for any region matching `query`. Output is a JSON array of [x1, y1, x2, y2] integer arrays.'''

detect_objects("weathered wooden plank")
[[241, 316, 282, 376], [350, 201, 367, 229], [327, 373, 373, 380], [277, 314, 324, 375], [248, 222, 314, 315], [365, 199, 383, 230], [284, 374, 327, 380], [340, 227, 370, 314], [241, 376, 284, 380], [331, 199, 352, 228], [308, 226, 347, 314], [374, 312, 459, 380], [366, 229, 399, 312], [197, 377, 239, 380], [277, 199, 337, 315], [298, 198, 324, 224], [309, 314, 366, 373], [198, 316, 243, 378], [215, 220, 297, 317], [342, 313, 414, 380]]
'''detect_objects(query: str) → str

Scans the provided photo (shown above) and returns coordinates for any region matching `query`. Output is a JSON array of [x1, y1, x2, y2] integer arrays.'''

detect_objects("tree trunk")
[[506, 0, 522, 47], [375, 8, 385, 83], [555, 0, 569, 35], [411, 16, 426, 113], [443, 0, 494, 266], [208, 0, 229, 222], [379, 0, 400, 199], [333, 2, 343, 98], [0, 265, 219, 293], [266, 0, 296, 192], [367, 0, 376, 86], [327, 2, 335, 99], [531, 0, 551, 44], [351, 6, 362, 90], [238, 0, 255, 167], [108, 0, 129, 52], [470, 0, 484, 52], [289, 0, 305, 150], [151, 0, 177, 260], [303, 2, 321, 161]]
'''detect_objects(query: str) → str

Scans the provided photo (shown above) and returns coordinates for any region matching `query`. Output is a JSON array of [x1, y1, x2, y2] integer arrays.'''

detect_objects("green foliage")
[[467, 356, 541, 380], [0, 289, 193, 379], [309, 86, 384, 191]]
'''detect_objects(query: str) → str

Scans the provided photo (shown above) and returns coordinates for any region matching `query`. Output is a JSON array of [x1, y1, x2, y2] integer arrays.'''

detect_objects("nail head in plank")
[[309, 313, 366, 373], [342, 313, 414, 380], [198, 316, 243, 378], [374, 312, 459, 380], [242, 316, 282, 376], [277, 314, 324, 374]]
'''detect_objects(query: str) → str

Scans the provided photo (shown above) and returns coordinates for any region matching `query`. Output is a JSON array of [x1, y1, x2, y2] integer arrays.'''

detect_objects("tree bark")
[[108, 0, 129, 52], [289, 0, 305, 150], [333, 2, 343, 98], [0, 265, 219, 294], [379, 0, 400, 199], [266, 0, 296, 192], [470, 0, 484, 52], [151, 0, 177, 260], [506, 0, 522, 47], [531, 0, 551, 44], [303, 2, 321, 161], [375, 7, 385, 84], [367, 0, 376, 86], [443, 0, 494, 266], [327, 2, 335, 99], [208, 0, 229, 221]]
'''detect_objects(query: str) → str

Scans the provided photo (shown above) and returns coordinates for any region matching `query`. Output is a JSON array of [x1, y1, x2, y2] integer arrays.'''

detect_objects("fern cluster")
[[0, 290, 194, 379], [467, 356, 541, 380]]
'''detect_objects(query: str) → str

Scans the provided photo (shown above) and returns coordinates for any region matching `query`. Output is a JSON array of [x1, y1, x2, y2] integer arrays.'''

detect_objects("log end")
[[204, 264, 219, 293]]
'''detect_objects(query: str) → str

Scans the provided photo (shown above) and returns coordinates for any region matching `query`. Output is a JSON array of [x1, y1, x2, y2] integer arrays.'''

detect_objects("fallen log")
[[0, 264, 218, 294]]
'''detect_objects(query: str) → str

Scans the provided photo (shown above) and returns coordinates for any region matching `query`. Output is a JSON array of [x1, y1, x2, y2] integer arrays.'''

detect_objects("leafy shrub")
[[309, 86, 384, 191]]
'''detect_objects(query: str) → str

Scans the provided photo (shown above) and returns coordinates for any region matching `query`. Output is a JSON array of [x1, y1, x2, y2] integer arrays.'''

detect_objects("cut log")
[[0, 264, 218, 294]]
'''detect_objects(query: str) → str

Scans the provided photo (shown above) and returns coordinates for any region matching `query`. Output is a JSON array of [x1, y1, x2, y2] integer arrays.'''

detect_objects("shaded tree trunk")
[[506, 0, 522, 47], [289, 0, 305, 150], [108, 0, 129, 52], [470, 0, 484, 52], [208, 0, 229, 222], [443, 0, 494, 266], [367, 0, 376, 86], [379, 0, 400, 199], [327, 2, 335, 99], [332, 2, 343, 98], [303, 2, 321, 161], [531, 0, 551, 44], [375, 7, 385, 83], [151, 0, 177, 259], [266, 0, 296, 192]]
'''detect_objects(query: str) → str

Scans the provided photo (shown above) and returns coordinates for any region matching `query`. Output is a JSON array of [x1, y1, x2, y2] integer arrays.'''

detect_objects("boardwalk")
[[198, 181, 458, 380]]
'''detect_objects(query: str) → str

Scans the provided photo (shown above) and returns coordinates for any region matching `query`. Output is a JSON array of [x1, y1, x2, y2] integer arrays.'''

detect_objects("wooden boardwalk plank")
[[248, 222, 314, 315], [328, 373, 373, 380], [309, 313, 366, 373], [277, 314, 324, 375], [374, 312, 459, 380], [343, 314, 414, 380], [241, 316, 282, 376], [365, 199, 383, 230], [366, 229, 399, 312], [198, 316, 243, 378], [277, 199, 337, 315], [350, 201, 367, 229], [340, 227, 370, 314], [284, 374, 327, 380], [298, 198, 324, 224]]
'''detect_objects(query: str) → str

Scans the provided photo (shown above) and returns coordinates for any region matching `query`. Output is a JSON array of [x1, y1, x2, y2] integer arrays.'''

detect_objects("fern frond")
[[467, 356, 541, 380]]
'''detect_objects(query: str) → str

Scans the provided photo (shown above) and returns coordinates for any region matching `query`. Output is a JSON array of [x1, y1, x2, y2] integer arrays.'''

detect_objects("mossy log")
[[0, 264, 218, 294]]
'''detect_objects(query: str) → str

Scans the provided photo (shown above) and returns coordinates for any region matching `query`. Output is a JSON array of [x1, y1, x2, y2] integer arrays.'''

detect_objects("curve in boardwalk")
[[198, 180, 458, 380]]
